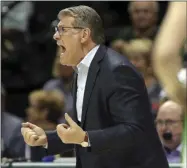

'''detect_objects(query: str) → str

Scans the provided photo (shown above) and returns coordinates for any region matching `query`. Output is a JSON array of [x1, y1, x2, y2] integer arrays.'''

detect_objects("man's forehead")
[[133, 2, 154, 9], [157, 108, 181, 119], [57, 16, 75, 27]]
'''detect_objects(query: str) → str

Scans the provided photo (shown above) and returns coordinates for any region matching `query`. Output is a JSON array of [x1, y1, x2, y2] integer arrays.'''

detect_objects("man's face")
[[156, 104, 183, 150], [130, 2, 157, 30], [53, 16, 84, 66]]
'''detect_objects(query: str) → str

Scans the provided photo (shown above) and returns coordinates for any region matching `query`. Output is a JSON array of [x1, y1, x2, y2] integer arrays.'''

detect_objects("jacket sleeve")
[[46, 130, 74, 155], [87, 65, 152, 153]]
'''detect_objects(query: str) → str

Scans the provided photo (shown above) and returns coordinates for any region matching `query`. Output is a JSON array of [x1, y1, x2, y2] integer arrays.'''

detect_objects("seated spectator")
[[1, 84, 24, 158], [43, 47, 73, 115], [124, 39, 161, 116], [111, 1, 159, 53], [155, 100, 184, 163], [26, 89, 65, 129]]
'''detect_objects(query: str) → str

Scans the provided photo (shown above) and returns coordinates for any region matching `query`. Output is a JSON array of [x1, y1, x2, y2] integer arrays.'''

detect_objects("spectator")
[[43, 47, 73, 115], [26, 89, 65, 129], [124, 39, 161, 116], [111, 1, 159, 53], [2, 1, 34, 32], [155, 100, 184, 163], [1, 85, 24, 158]]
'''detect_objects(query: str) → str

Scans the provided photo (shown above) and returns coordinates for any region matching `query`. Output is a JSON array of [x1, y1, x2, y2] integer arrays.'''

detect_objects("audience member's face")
[[156, 101, 183, 150], [130, 2, 157, 30], [128, 53, 147, 73], [26, 99, 46, 124], [53, 16, 84, 66]]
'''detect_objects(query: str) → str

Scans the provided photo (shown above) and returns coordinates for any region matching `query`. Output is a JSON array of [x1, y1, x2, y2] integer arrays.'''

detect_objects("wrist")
[[80, 131, 89, 147], [80, 131, 87, 143]]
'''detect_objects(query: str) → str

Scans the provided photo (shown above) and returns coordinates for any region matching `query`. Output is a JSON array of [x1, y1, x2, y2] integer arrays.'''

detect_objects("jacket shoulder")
[[104, 47, 135, 71]]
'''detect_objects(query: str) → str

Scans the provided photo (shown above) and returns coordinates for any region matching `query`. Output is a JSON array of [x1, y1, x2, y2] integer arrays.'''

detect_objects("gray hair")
[[128, 1, 159, 14], [58, 5, 105, 44]]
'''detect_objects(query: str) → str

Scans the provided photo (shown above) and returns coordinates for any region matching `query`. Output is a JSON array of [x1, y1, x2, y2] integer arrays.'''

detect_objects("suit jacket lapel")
[[81, 45, 106, 127]]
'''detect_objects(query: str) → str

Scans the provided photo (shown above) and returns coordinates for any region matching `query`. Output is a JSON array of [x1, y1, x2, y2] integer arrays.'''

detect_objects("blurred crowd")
[[1, 1, 186, 164]]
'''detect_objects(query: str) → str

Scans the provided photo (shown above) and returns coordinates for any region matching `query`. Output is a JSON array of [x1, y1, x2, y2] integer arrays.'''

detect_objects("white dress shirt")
[[76, 45, 100, 122]]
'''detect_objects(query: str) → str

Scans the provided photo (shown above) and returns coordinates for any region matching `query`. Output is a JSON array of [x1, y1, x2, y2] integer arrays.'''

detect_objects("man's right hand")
[[21, 122, 47, 147]]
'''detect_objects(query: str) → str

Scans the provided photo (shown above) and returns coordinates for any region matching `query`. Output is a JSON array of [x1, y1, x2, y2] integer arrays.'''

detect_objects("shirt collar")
[[164, 144, 182, 154], [76, 45, 100, 72], [176, 144, 182, 153]]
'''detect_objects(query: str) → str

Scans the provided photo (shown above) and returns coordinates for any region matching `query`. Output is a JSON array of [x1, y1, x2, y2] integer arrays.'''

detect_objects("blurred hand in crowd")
[[21, 122, 47, 147]]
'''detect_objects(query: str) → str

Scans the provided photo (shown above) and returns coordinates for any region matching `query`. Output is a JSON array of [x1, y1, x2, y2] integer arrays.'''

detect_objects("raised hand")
[[56, 113, 86, 144], [21, 122, 47, 147]]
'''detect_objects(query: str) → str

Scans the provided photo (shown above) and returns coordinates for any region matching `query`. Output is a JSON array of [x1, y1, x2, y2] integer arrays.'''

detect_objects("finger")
[[61, 123, 70, 129], [25, 131, 37, 142], [65, 113, 77, 127], [30, 134, 39, 142], [57, 124, 68, 134], [22, 122, 30, 127], [22, 122, 37, 129], [28, 134, 39, 146], [21, 127, 31, 137]]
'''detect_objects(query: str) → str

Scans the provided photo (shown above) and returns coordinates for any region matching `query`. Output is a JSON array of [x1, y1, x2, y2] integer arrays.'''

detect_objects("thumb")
[[65, 113, 76, 128], [22, 122, 37, 130]]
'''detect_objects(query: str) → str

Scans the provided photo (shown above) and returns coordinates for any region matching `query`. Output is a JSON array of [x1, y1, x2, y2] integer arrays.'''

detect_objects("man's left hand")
[[56, 113, 86, 144]]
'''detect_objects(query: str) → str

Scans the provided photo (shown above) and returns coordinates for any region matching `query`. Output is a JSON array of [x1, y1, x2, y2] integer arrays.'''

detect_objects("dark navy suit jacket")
[[46, 45, 169, 168]]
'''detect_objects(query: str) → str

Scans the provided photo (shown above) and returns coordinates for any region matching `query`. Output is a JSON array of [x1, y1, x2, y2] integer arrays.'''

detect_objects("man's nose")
[[159, 124, 167, 132], [53, 31, 60, 41]]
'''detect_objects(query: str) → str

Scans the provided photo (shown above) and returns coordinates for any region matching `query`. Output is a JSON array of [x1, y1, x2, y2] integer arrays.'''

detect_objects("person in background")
[[111, 1, 159, 53], [26, 89, 65, 130], [124, 39, 161, 116], [1, 84, 24, 158], [156, 100, 184, 163], [43, 47, 73, 116]]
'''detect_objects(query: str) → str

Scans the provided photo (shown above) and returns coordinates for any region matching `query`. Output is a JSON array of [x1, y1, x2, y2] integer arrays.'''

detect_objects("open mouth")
[[61, 45, 66, 54]]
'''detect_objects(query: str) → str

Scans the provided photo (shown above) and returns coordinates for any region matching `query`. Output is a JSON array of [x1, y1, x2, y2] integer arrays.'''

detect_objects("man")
[[111, 1, 159, 53], [156, 100, 184, 163], [21, 5, 169, 168]]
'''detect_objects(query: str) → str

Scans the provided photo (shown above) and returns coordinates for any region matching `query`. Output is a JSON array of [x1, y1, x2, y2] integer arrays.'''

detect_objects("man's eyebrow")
[[57, 24, 62, 27], [57, 21, 63, 27]]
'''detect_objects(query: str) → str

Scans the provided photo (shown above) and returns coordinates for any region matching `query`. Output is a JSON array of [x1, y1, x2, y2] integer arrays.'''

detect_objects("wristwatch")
[[80, 132, 89, 147]]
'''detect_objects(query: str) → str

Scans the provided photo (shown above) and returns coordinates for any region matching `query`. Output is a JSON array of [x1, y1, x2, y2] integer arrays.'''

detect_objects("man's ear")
[[81, 28, 91, 43]]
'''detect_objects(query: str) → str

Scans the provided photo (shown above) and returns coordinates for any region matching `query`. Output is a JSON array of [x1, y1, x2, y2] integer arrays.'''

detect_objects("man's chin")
[[60, 59, 77, 67], [60, 61, 75, 67]]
